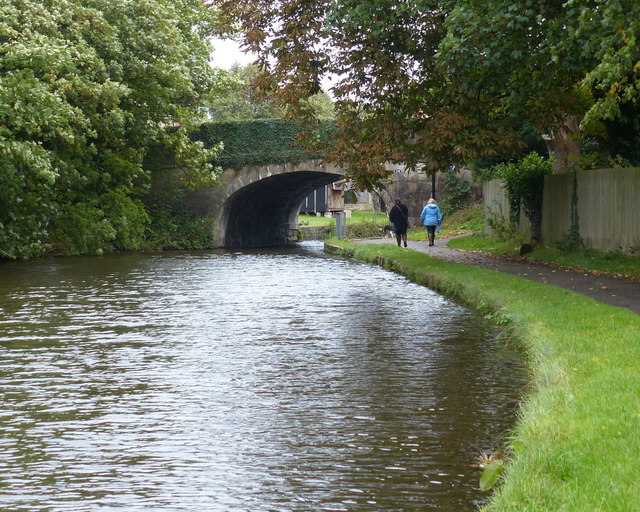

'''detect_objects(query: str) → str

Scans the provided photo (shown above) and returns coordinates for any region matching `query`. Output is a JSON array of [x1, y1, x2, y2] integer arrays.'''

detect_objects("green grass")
[[448, 233, 640, 280], [330, 205, 640, 281], [300, 204, 483, 240], [326, 240, 640, 512], [408, 203, 483, 241], [529, 245, 640, 280], [447, 233, 524, 255], [298, 210, 388, 227]]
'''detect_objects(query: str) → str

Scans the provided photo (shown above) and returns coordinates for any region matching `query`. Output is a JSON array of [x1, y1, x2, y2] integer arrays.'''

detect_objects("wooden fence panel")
[[483, 179, 532, 237], [576, 168, 640, 253], [542, 168, 640, 254], [542, 173, 573, 243]]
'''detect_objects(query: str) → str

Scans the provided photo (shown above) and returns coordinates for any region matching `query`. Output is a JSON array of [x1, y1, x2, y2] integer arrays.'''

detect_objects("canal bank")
[[325, 240, 640, 512]]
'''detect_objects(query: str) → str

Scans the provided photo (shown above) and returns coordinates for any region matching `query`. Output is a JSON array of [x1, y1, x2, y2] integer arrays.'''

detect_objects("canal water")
[[0, 242, 526, 511]]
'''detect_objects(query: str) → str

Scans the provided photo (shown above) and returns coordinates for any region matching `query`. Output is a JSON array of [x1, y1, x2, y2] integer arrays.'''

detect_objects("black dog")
[[382, 225, 395, 238]]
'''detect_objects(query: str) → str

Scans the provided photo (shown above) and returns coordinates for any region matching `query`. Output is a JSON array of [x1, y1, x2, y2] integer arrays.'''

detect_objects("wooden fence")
[[484, 168, 640, 254], [483, 179, 532, 237]]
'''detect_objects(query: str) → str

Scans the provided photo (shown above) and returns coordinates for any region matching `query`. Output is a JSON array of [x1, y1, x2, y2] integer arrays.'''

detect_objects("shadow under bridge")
[[221, 168, 344, 248]]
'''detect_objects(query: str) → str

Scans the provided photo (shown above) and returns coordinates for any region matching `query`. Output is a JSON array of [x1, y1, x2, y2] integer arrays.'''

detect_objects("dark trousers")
[[426, 225, 436, 245]]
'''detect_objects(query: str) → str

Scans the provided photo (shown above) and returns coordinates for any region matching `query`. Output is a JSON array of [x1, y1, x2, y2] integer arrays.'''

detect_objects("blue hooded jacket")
[[420, 203, 443, 226]]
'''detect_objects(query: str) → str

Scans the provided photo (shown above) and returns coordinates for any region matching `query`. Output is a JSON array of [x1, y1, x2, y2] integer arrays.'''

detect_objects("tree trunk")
[[543, 117, 581, 173]]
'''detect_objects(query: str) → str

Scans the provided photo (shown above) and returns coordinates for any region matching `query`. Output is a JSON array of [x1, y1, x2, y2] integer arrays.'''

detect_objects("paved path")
[[356, 237, 640, 315]]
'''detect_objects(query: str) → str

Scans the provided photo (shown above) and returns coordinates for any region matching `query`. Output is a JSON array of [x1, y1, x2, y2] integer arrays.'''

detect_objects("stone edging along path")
[[348, 237, 640, 316]]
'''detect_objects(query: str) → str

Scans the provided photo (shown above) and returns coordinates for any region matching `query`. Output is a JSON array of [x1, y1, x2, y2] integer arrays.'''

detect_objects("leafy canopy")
[[0, 0, 222, 259], [208, 62, 334, 121], [213, 0, 640, 187]]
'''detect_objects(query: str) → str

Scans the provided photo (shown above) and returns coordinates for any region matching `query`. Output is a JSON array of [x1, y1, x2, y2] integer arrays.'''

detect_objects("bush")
[[149, 208, 214, 250], [146, 176, 214, 250], [440, 168, 472, 215], [347, 219, 387, 239], [50, 189, 150, 256], [483, 153, 553, 241]]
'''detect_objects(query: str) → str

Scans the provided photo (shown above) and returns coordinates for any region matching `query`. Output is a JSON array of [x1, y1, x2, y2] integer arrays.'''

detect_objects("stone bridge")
[[184, 159, 346, 248]]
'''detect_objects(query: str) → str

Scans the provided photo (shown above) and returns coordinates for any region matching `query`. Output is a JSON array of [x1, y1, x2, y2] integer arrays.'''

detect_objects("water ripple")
[[0, 243, 526, 511]]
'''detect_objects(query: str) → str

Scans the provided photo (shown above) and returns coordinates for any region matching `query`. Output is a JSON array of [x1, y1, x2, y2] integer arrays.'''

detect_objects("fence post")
[[335, 211, 347, 239]]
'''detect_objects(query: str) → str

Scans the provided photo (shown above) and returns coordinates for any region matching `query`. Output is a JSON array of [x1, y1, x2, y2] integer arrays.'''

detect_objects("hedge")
[[193, 119, 336, 170]]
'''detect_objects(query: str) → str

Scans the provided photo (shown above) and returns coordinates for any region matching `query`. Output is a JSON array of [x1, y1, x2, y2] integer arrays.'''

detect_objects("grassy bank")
[[449, 233, 640, 280], [298, 205, 481, 239], [298, 210, 388, 227], [326, 240, 640, 511]]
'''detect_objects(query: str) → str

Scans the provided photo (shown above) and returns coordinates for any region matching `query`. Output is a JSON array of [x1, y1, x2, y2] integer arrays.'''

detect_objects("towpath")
[[355, 237, 640, 315]]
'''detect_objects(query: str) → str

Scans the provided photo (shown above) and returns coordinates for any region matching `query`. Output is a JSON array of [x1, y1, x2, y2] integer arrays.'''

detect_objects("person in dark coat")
[[388, 198, 410, 247]]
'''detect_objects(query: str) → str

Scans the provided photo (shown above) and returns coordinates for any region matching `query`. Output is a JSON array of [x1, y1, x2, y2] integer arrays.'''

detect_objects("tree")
[[208, 62, 334, 121], [568, 0, 640, 125], [0, 0, 222, 259], [209, 63, 287, 120], [213, 0, 640, 184], [213, 0, 533, 188]]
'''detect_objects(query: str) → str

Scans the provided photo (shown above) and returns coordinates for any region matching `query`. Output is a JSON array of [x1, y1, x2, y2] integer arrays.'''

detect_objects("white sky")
[[209, 37, 337, 96], [210, 38, 256, 69]]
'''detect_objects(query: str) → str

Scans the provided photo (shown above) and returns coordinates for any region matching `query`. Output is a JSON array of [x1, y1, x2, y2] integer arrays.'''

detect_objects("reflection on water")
[[0, 242, 526, 511]]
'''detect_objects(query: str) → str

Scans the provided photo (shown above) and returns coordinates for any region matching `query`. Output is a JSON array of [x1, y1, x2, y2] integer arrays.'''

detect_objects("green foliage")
[[439, 0, 640, 136], [208, 63, 335, 122], [194, 119, 336, 169], [50, 189, 149, 256], [346, 219, 387, 239], [440, 168, 472, 215], [480, 460, 505, 492], [440, 1, 587, 132], [208, 63, 287, 121], [483, 210, 528, 244], [149, 208, 214, 250], [145, 172, 214, 250], [0, 0, 221, 259], [0, 149, 57, 259], [484, 153, 553, 241], [571, 1, 640, 126], [50, 204, 114, 257]]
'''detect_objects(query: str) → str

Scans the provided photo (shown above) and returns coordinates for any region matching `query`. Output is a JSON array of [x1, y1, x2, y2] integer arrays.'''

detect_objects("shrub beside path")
[[357, 237, 640, 315]]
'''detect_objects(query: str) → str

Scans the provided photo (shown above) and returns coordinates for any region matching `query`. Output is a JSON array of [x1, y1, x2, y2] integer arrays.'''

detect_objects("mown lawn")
[[326, 240, 640, 512]]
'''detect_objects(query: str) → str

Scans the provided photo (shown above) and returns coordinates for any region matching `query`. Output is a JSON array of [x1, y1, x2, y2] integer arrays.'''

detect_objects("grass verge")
[[300, 204, 482, 240], [298, 210, 388, 227], [449, 233, 640, 280], [408, 203, 483, 241], [325, 239, 640, 512]]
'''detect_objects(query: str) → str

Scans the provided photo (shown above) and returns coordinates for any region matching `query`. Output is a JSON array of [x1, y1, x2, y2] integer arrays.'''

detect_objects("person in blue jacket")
[[420, 198, 443, 247]]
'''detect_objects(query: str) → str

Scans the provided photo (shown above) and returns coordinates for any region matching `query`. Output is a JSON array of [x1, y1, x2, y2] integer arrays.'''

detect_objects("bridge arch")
[[207, 160, 345, 248]]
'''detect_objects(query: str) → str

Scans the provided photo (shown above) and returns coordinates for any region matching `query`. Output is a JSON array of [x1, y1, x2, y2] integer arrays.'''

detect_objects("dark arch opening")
[[222, 171, 344, 248]]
